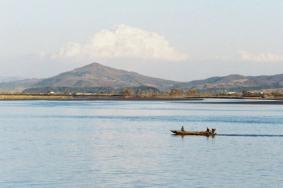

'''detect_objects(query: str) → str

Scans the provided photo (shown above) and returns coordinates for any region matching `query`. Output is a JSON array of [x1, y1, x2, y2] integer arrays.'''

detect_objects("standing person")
[[181, 126, 185, 132]]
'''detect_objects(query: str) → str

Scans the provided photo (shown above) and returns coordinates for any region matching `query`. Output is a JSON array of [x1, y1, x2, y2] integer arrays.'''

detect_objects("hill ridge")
[[31, 62, 178, 91], [0, 62, 282, 93]]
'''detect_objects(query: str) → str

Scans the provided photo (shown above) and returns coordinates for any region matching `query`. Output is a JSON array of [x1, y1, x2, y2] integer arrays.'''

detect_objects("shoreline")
[[0, 94, 282, 102], [0, 94, 203, 101]]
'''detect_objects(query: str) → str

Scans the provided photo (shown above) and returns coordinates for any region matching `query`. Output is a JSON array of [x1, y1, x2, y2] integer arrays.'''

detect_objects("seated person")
[[206, 127, 210, 133]]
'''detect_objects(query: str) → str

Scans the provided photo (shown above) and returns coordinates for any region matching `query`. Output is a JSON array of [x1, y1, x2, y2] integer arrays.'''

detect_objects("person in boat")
[[211, 128, 216, 134], [206, 127, 210, 133], [181, 126, 185, 132]]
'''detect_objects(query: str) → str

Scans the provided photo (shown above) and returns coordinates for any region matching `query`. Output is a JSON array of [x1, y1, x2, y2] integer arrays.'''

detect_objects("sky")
[[0, 0, 283, 81]]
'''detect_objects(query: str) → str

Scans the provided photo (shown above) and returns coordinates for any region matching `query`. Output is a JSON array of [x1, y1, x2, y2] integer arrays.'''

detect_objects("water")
[[0, 99, 282, 188]]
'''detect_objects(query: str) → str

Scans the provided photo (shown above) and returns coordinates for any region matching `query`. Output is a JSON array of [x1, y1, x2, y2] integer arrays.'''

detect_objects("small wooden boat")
[[171, 130, 216, 137]]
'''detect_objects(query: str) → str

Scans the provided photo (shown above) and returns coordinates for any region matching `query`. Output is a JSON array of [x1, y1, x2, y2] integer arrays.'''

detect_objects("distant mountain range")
[[0, 76, 25, 83], [0, 79, 41, 92], [0, 62, 283, 93], [175, 74, 283, 92]]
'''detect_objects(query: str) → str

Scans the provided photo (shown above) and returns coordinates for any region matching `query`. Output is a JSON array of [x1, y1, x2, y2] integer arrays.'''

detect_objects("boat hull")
[[171, 130, 216, 137]]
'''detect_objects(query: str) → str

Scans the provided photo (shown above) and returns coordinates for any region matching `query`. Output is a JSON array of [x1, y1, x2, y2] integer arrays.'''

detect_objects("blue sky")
[[0, 0, 283, 81]]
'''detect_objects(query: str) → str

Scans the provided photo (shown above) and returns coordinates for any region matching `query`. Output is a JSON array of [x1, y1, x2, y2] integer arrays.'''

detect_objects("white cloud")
[[54, 24, 188, 61], [240, 51, 283, 63]]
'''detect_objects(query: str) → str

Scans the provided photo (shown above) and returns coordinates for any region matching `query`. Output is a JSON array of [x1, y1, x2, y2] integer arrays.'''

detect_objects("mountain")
[[174, 74, 283, 92], [0, 79, 41, 92], [0, 76, 25, 83], [25, 62, 179, 92], [1, 62, 283, 94]]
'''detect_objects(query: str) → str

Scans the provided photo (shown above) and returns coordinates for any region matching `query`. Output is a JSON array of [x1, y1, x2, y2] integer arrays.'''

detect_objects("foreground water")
[[0, 99, 282, 188]]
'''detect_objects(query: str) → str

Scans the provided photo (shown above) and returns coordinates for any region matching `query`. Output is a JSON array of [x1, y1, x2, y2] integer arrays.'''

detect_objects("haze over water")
[[0, 99, 282, 187]]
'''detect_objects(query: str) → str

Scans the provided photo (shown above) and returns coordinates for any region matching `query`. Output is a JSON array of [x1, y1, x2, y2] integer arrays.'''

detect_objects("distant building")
[[227, 91, 236, 95], [48, 91, 55, 95]]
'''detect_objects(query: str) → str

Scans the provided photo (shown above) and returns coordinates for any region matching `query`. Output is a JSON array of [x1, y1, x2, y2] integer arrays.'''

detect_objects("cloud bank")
[[54, 25, 188, 61], [240, 51, 283, 63]]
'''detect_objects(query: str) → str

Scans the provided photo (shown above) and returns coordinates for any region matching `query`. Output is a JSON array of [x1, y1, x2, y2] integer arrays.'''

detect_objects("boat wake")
[[217, 134, 283, 137]]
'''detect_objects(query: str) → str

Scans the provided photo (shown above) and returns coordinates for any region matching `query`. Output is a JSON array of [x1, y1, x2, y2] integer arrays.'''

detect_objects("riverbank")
[[0, 94, 282, 101], [0, 94, 202, 101]]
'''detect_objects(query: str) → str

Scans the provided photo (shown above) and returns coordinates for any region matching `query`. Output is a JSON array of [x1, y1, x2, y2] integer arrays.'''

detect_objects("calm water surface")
[[0, 99, 282, 188]]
